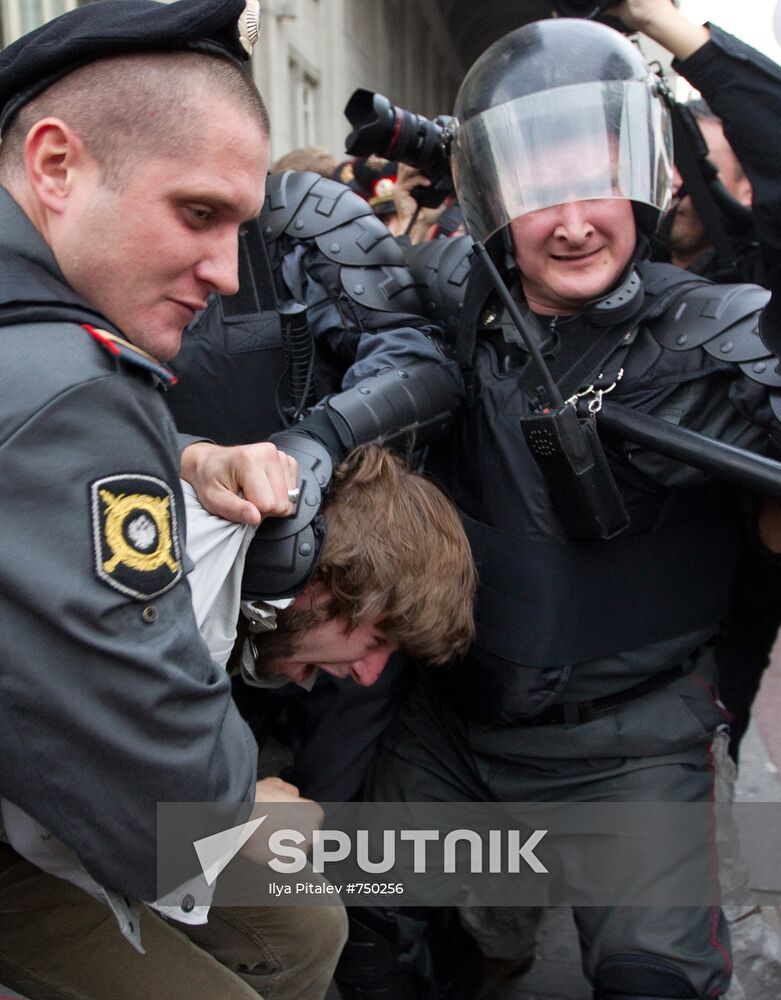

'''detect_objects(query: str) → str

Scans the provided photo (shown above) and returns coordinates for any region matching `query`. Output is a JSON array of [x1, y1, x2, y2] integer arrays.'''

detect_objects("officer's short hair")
[[0, 50, 269, 188], [258, 445, 477, 666]]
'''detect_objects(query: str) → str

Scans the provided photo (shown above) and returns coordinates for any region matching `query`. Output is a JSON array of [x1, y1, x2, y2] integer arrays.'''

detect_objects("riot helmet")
[[451, 18, 673, 244]]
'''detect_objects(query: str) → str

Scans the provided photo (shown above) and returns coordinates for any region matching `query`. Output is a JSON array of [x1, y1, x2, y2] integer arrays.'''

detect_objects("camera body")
[[343, 88, 455, 208]]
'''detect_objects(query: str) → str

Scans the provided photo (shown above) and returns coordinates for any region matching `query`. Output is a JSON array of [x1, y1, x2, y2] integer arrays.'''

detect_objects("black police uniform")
[[663, 25, 781, 758], [337, 16, 781, 1000], [359, 233, 781, 1000], [670, 24, 781, 284], [166, 168, 462, 800]]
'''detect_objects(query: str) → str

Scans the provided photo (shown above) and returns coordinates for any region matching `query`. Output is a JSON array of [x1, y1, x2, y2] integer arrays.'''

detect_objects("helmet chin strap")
[[583, 237, 648, 327]]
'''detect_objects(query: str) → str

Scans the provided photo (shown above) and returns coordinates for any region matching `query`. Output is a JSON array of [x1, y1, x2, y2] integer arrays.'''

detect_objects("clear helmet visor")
[[452, 79, 673, 243]]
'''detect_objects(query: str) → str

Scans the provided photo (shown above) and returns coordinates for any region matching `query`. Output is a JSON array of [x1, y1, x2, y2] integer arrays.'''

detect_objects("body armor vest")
[[418, 256, 774, 720]]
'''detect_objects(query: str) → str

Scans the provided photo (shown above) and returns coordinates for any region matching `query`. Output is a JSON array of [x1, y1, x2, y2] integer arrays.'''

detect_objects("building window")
[[2, 0, 83, 44], [288, 57, 319, 149], [1, 1, 135, 46]]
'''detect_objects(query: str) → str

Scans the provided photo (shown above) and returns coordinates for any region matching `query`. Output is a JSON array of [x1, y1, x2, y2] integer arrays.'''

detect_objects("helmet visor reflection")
[[452, 79, 672, 243]]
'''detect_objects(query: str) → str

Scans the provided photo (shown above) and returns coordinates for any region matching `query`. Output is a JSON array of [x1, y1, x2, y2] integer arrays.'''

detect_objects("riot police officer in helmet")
[[358, 17, 781, 1000]]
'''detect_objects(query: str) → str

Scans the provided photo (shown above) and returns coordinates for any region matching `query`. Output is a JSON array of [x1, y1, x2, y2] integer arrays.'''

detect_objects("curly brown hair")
[[267, 446, 476, 666]]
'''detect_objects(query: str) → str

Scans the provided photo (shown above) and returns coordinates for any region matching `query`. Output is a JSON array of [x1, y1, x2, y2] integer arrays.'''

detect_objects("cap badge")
[[238, 1, 261, 56], [374, 176, 396, 198]]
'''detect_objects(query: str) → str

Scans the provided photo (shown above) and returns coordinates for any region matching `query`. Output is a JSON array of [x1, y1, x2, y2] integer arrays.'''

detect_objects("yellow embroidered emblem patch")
[[92, 475, 182, 599]]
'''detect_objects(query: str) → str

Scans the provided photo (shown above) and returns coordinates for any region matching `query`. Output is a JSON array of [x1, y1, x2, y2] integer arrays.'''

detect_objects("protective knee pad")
[[593, 953, 700, 1000]]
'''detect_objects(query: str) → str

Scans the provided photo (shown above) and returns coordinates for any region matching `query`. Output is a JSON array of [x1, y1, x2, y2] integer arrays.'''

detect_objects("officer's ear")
[[24, 116, 92, 212]]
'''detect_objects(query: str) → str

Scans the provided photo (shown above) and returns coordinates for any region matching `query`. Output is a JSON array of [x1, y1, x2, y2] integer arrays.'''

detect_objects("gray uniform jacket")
[[0, 187, 257, 904]]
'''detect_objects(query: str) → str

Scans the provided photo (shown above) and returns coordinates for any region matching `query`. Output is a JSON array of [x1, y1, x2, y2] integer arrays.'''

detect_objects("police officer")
[[611, 0, 781, 285], [608, 1, 781, 764], [357, 18, 781, 1000], [0, 2, 347, 998], [166, 164, 462, 801]]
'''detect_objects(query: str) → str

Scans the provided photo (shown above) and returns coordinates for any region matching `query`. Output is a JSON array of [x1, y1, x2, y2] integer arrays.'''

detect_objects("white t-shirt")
[[181, 480, 257, 667]]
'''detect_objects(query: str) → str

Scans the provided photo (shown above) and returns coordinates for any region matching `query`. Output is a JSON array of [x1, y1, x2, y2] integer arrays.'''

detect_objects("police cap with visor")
[[451, 18, 673, 243], [0, 0, 260, 136]]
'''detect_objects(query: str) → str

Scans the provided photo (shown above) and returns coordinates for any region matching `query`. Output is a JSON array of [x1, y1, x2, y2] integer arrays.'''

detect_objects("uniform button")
[[181, 894, 195, 913], [141, 606, 158, 624]]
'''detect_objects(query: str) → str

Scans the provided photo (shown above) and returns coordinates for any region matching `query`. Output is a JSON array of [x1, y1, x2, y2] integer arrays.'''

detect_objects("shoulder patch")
[[83, 324, 178, 386], [91, 474, 183, 600]]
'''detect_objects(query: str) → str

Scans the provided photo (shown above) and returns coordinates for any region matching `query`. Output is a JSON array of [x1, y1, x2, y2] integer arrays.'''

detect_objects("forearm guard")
[[322, 359, 463, 454]]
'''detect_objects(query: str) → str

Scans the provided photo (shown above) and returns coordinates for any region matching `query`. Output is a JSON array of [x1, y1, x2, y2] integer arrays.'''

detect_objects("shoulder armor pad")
[[259, 170, 314, 242], [649, 279, 781, 390], [261, 170, 376, 245], [340, 263, 424, 315], [406, 235, 475, 334], [313, 213, 402, 267], [83, 324, 177, 386], [651, 281, 770, 353]]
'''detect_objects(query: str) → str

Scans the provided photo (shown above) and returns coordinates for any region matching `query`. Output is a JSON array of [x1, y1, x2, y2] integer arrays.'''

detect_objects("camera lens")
[[344, 89, 455, 209], [344, 89, 445, 173]]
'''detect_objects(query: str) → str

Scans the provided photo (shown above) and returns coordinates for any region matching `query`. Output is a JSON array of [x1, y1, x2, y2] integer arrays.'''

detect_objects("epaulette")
[[83, 324, 177, 387]]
